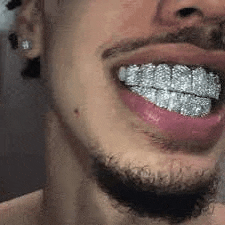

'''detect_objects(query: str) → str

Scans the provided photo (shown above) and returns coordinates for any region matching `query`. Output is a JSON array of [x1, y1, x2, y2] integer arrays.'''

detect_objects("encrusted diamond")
[[118, 63, 222, 117]]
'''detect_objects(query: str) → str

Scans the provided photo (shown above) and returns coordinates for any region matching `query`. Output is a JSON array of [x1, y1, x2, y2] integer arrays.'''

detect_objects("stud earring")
[[21, 39, 33, 50]]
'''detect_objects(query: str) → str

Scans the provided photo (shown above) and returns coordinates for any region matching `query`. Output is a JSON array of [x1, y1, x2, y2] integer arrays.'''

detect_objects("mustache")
[[102, 23, 225, 60]]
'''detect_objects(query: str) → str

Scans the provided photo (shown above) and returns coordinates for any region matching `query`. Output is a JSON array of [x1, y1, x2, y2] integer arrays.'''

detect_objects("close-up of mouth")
[[114, 63, 224, 117], [108, 44, 225, 150]]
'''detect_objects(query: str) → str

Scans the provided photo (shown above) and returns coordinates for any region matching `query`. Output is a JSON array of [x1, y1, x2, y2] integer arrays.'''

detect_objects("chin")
[[89, 149, 220, 225]]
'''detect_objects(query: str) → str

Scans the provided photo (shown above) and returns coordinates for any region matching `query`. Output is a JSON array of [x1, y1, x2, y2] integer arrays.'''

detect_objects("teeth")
[[154, 64, 172, 90], [131, 86, 211, 116], [180, 93, 211, 117], [168, 92, 182, 113], [171, 65, 192, 93], [142, 87, 157, 104], [139, 64, 156, 87], [192, 67, 209, 97], [156, 89, 171, 109], [125, 65, 140, 86], [207, 72, 221, 100], [118, 67, 127, 81], [118, 63, 221, 117], [119, 63, 221, 100]]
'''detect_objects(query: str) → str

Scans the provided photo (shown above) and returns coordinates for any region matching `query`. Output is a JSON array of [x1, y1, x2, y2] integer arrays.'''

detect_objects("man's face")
[[44, 0, 225, 223]]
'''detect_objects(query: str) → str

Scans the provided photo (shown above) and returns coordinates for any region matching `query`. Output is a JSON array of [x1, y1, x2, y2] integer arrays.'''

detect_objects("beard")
[[53, 109, 222, 225], [89, 151, 220, 225]]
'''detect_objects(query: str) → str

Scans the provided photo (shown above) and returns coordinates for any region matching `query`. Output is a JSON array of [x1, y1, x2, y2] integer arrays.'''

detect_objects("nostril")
[[177, 7, 199, 18]]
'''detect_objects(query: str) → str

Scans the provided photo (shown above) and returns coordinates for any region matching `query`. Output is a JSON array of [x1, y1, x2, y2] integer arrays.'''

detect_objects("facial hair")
[[90, 151, 220, 225]]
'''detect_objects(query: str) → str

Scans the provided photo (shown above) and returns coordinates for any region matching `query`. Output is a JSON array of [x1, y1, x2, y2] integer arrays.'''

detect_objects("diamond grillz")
[[118, 63, 221, 117]]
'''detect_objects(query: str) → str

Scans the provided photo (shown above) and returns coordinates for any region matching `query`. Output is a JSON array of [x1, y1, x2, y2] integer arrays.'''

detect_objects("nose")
[[156, 0, 225, 26]]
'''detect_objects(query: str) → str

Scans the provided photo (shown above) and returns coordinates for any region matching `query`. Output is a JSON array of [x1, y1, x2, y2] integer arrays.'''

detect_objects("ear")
[[15, 0, 43, 59]]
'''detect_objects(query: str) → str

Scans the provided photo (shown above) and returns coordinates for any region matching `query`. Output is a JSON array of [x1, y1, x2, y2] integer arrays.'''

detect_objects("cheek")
[[76, 0, 159, 49], [74, 108, 80, 118]]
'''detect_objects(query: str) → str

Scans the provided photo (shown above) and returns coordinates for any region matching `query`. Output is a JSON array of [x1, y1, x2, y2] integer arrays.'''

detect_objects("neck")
[[40, 111, 113, 225], [39, 111, 216, 225]]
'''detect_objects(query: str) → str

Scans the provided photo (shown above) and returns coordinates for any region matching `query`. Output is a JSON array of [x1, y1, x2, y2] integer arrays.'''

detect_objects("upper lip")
[[108, 43, 225, 84]]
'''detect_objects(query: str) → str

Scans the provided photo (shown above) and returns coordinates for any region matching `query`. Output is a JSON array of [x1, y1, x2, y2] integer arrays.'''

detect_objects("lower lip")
[[118, 88, 225, 144]]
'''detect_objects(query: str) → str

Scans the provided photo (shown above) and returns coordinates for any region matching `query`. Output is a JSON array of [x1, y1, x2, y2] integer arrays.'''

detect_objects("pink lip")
[[119, 89, 225, 144], [112, 43, 225, 145], [111, 43, 225, 73]]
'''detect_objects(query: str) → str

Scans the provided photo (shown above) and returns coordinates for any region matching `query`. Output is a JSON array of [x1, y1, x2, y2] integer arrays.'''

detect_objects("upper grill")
[[118, 63, 221, 100]]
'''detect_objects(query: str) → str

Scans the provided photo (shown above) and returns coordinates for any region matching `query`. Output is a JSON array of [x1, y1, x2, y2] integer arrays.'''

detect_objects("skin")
[[1, 0, 225, 224]]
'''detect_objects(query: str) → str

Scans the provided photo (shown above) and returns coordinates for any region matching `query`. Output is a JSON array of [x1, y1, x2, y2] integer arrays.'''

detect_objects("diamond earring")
[[21, 40, 33, 50]]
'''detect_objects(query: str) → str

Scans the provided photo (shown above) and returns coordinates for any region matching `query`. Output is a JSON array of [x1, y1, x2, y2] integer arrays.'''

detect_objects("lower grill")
[[119, 80, 223, 117]]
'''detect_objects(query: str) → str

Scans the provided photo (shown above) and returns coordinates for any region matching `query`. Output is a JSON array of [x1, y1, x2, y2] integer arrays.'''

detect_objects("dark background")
[[0, 30, 47, 202]]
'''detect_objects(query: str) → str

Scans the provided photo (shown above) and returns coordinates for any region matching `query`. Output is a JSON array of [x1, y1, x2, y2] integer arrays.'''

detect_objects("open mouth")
[[109, 56, 225, 146], [111, 62, 225, 118]]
